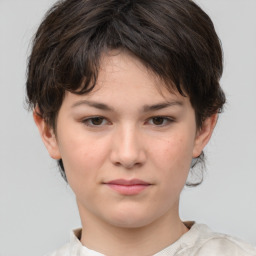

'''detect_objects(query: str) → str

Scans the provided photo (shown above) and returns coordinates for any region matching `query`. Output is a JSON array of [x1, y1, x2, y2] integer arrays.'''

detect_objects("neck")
[[78, 203, 188, 256]]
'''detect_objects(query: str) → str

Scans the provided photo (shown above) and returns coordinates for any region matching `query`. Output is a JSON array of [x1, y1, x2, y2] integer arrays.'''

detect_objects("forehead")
[[61, 51, 191, 112], [91, 51, 184, 101]]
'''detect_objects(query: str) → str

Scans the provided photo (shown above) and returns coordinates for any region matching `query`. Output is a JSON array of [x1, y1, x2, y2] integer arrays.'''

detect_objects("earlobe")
[[193, 114, 218, 158], [33, 108, 61, 160]]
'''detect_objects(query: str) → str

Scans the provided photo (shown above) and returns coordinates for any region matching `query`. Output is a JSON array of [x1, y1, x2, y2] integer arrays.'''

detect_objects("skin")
[[34, 51, 217, 256]]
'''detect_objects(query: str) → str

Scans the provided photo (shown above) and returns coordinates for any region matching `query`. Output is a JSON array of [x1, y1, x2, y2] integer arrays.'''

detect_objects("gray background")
[[0, 0, 255, 255]]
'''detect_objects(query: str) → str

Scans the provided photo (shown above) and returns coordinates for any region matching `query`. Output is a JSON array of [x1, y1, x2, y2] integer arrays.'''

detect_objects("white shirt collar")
[[69, 222, 199, 255]]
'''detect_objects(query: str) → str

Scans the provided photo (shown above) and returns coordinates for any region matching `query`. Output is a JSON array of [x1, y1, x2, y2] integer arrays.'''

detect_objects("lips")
[[103, 179, 151, 195]]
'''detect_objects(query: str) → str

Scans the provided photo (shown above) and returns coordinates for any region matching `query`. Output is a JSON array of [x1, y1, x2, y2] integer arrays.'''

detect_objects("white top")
[[45, 222, 256, 256]]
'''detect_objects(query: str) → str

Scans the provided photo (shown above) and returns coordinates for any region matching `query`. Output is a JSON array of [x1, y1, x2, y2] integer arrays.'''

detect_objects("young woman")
[[26, 0, 256, 255]]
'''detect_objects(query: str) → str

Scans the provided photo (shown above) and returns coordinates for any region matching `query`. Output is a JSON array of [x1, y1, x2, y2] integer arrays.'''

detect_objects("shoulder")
[[195, 235, 256, 256], [184, 223, 256, 256]]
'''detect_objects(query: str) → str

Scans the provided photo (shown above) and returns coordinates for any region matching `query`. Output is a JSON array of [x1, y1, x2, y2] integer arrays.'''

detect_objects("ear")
[[193, 114, 218, 158], [33, 108, 61, 160]]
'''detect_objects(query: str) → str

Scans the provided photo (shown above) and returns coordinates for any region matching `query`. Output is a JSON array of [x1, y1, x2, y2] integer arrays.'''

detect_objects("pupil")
[[153, 117, 164, 125], [92, 117, 103, 125]]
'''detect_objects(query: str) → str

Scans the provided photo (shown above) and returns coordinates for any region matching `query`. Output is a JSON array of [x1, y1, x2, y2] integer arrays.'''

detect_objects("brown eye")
[[152, 117, 165, 125], [90, 117, 104, 125], [147, 116, 174, 126], [82, 116, 108, 126]]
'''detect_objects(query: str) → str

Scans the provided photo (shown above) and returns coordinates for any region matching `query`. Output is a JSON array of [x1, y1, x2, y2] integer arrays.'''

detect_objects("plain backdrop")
[[0, 0, 255, 255]]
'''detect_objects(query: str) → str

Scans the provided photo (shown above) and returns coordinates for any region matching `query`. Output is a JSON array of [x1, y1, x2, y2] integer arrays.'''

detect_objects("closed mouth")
[[104, 179, 151, 186], [103, 179, 152, 195]]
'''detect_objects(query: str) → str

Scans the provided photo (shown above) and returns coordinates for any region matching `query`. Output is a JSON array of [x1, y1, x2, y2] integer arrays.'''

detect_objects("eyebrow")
[[143, 101, 183, 112], [71, 100, 183, 112], [72, 100, 114, 111]]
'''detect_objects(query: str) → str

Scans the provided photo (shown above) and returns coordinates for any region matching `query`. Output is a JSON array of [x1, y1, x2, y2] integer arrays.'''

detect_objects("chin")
[[109, 218, 153, 229], [102, 208, 159, 229]]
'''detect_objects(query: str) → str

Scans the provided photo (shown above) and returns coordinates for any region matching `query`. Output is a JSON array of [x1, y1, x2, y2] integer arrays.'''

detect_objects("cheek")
[[57, 132, 109, 185], [149, 133, 194, 179]]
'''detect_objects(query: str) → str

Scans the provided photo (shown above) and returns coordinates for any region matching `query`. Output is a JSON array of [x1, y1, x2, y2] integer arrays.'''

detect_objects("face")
[[35, 52, 216, 229]]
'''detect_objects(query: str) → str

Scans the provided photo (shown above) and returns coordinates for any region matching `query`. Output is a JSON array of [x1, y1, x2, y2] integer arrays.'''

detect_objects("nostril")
[[112, 156, 145, 169], [109, 128, 147, 169], [110, 151, 146, 169]]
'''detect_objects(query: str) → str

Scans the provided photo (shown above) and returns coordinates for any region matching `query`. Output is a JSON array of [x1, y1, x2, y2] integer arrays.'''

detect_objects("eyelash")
[[82, 116, 110, 127], [81, 116, 175, 127], [146, 116, 174, 126]]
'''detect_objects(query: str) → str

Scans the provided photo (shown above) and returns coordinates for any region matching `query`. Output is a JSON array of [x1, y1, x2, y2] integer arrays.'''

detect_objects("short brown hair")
[[26, 0, 226, 184]]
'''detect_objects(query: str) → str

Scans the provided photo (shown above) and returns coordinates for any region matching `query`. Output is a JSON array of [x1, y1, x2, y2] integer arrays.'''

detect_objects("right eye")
[[146, 116, 175, 127], [82, 116, 109, 127]]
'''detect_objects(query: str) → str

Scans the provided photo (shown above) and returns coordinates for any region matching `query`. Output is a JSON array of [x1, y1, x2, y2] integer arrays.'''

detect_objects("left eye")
[[147, 116, 173, 126], [82, 117, 108, 126]]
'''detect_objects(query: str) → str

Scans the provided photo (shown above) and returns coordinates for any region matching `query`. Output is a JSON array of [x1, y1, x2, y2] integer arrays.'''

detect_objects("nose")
[[110, 125, 146, 169]]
